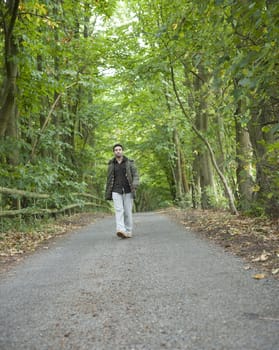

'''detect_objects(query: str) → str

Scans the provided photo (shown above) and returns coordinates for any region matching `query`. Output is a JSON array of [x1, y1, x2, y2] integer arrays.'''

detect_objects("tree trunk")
[[215, 110, 226, 173], [173, 128, 183, 201], [199, 149, 215, 209], [194, 65, 215, 209], [179, 146, 189, 194], [192, 153, 201, 209], [172, 128, 190, 205], [248, 100, 279, 217], [0, 0, 20, 137], [52, 17, 61, 164], [235, 102, 254, 211]]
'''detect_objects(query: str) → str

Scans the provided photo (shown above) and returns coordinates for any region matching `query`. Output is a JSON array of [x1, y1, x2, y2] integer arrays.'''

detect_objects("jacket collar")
[[109, 155, 128, 164]]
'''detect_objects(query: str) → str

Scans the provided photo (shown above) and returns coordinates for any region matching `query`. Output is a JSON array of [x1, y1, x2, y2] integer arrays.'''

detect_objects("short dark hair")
[[113, 143, 123, 151]]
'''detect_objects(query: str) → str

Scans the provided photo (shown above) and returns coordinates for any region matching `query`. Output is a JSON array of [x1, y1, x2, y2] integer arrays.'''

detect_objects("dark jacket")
[[105, 156, 139, 200]]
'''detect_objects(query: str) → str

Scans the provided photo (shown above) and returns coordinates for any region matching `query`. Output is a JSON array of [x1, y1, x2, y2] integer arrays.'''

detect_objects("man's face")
[[114, 146, 123, 158]]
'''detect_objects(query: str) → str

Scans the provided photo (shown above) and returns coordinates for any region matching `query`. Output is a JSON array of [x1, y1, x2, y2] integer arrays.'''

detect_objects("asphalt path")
[[0, 212, 278, 350]]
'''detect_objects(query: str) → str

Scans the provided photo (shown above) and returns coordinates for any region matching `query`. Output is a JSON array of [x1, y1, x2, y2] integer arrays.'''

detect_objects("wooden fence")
[[0, 186, 112, 218]]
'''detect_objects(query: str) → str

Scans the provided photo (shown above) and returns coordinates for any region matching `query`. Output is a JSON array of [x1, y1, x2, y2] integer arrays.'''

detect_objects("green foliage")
[[0, 0, 278, 218]]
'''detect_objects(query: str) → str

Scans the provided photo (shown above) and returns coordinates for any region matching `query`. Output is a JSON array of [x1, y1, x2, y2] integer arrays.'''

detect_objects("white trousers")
[[112, 192, 133, 234]]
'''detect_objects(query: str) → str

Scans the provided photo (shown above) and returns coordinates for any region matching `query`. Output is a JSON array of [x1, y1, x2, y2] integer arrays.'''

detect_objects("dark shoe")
[[116, 231, 127, 239]]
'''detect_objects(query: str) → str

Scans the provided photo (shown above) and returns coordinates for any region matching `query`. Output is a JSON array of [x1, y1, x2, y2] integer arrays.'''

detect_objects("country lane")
[[0, 212, 278, 350]]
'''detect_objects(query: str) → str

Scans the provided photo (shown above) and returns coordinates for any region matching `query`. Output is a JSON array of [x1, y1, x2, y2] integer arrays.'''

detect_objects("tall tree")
[[0, 0, 20, 144]]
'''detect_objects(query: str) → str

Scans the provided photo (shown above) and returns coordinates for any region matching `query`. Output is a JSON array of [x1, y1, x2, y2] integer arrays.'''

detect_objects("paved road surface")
[[0, 212, 278, 350]]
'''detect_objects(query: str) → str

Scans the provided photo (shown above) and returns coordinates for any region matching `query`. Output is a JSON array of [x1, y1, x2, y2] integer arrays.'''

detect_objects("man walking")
[[105, 144, 139, 238]]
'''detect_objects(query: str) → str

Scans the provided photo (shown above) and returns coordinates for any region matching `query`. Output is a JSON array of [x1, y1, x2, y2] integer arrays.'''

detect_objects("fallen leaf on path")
[[252, 251, 270, 262], [9, 248, 23, 256], [252, 273, 266, 280], [0, 253, 9, 257]]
